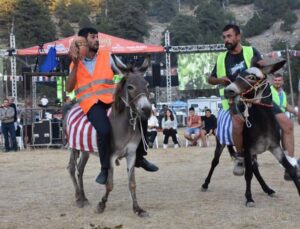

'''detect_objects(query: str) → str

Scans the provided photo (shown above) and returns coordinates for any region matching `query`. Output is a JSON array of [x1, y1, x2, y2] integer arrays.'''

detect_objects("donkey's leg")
[[271, 147, 300, 196], [202, 138, 225, 191], [67, 149, 81, 202], [227, 145, 237, 160], [96, 167, 114, 214], [252, 156, 275, 196], [244, 149, 255, 207], [76, 151, 90, 208], [126, 153, 148, 217]]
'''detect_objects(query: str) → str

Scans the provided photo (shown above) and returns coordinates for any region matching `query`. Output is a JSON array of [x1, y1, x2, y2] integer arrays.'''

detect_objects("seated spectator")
[[147, 109, 159, 148], [201, 109, 217, 136], [184, 107, 203, 146], [162, 109, 179, 149], [201, 109, 217, 147]]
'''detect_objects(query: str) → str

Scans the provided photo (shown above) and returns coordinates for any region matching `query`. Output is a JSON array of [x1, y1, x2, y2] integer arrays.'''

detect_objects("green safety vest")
[[216, 46, 254, 110], [271, 85, 287, 112]]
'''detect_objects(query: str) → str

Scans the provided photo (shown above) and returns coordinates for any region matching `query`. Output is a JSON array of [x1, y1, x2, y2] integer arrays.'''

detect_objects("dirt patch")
[[1, 127, 300, 229]]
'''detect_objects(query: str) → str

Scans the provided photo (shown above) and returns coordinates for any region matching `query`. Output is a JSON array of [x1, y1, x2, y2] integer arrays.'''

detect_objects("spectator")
[[0, 98, 17, 152], [147, 109, 159, 148], [62, 96, 73, 118], [9, 97, 17, 129], [20, 100, 36, 147], [184, 107, 203, 146], [201, 109, 217, 147], [162, 109, 179, 149], [201, 109, 217, 136]]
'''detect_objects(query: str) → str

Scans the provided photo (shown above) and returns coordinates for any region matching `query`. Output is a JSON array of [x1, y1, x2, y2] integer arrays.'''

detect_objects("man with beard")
[[208, 24, 266, 176], [66, 28, 158, 185]]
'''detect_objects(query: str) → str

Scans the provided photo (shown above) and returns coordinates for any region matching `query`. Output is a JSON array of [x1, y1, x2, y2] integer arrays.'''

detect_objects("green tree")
[[60, 21, 75, 37], [95, 0, 149, 42], [79, 15, 94, 28], [195, 1, 235, 44], [166, 14, 201, 45], [0, 0, 17, 46], [13, 0, 56, 48], [271, 39, 287, 50], [281, 11, 298, 32], [148, 0, 177, 23], [52, 0, 69, 21], [67, 0, 91, 23]]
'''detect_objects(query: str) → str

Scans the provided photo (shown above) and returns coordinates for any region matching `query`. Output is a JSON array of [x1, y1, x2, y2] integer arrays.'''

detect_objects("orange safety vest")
[[73, 51, 115, 114]]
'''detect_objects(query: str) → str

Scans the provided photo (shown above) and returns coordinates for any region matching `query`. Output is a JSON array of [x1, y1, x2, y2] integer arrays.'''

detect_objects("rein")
[[120, 91, 149, 152], [234, 76, 272, 128]]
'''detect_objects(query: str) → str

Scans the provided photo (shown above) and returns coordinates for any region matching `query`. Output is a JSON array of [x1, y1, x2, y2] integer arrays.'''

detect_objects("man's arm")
[[207, 65, 230, 86], [286, 103, 298, 116], [66, 63, 78, 92]]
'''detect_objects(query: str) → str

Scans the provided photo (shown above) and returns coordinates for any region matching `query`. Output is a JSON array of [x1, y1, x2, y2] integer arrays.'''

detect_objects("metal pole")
[[165, 30, 172, 104], [10, 22, 17, 103], [286, 43, 294, 107]]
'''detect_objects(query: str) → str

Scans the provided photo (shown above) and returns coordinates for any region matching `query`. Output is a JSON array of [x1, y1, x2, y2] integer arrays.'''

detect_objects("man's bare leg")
[[275, 113, 294, 157], [232, 114, 245, 176]]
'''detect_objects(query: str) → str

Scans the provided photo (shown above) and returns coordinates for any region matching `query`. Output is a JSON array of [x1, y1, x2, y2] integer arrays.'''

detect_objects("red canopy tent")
[[16, 32, 164, 56]]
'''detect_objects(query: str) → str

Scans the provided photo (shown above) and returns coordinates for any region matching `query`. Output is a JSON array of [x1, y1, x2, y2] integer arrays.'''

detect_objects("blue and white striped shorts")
[[217, 109, 234, 145]]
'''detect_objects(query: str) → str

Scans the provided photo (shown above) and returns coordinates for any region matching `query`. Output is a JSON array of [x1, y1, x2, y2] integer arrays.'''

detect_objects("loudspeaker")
[[145, 75, 154, 88], [160, 75, 179, 87], [51, 120, 63, 144], [32, 120, 51, 145], [22, 67, 32, 92], [152, 64, 161, 87]]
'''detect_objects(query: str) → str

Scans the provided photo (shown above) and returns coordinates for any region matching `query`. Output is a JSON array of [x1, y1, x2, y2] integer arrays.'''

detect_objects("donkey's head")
[[224, 59, 286, 100], [113, 57, 152, 120]]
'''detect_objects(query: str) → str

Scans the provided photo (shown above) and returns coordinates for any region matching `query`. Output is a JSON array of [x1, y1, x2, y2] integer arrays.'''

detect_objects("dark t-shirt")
[[210, 47, 262, 82], [10, 103, 17, 122], [201, 114, 217, 132]]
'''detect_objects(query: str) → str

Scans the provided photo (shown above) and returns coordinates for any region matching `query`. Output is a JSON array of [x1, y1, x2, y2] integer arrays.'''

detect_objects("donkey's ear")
[[112, 55, 130, 73], [261, 59, 286, 75], [139, 55, 150, 72]]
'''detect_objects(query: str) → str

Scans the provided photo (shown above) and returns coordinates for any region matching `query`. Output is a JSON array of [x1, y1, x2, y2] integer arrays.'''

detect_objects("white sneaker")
[[174, 144, 179, 148], [163, 144, 168, 149]]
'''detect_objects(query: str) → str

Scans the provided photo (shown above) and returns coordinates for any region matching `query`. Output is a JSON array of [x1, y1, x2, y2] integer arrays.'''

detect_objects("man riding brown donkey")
[[66, 27, 158, 186]]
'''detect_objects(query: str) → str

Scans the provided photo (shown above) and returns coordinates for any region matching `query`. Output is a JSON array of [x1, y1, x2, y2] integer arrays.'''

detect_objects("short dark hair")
[[273, 73, 283, 78], [223, 24, 240, 35], [78, 27, 98, 38], [189, 107, 195, 111], [205, 109, 211, 113]]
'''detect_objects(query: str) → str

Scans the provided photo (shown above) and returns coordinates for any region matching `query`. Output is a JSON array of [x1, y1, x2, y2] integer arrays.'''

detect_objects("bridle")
[[233, 74, 272, 128], [120, 88, 150, 152]]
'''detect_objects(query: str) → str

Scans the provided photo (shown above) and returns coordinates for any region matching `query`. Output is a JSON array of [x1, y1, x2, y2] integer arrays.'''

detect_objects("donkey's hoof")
[[267, 190, 276, 197], [245, 201, 255, 207], [134, 208, 149, 217], [76, 198, 89, 208], [201, 184, 208, 192], [96, 202, 106, 214]]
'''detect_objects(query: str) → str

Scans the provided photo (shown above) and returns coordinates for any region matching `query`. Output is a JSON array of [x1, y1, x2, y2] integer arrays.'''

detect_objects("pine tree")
[[13, 0, 56, 48], [0, 0, 17, 46], [95, 0, 149, 42]]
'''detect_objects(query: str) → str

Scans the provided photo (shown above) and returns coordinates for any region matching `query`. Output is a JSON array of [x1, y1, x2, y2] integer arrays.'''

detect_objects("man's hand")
[[220, 77, 231, 86], [69, 37, 88, 64]]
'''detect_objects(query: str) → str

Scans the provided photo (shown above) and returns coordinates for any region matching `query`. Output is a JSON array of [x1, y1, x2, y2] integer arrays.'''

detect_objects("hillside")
[[146, 4, 300, 53]]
